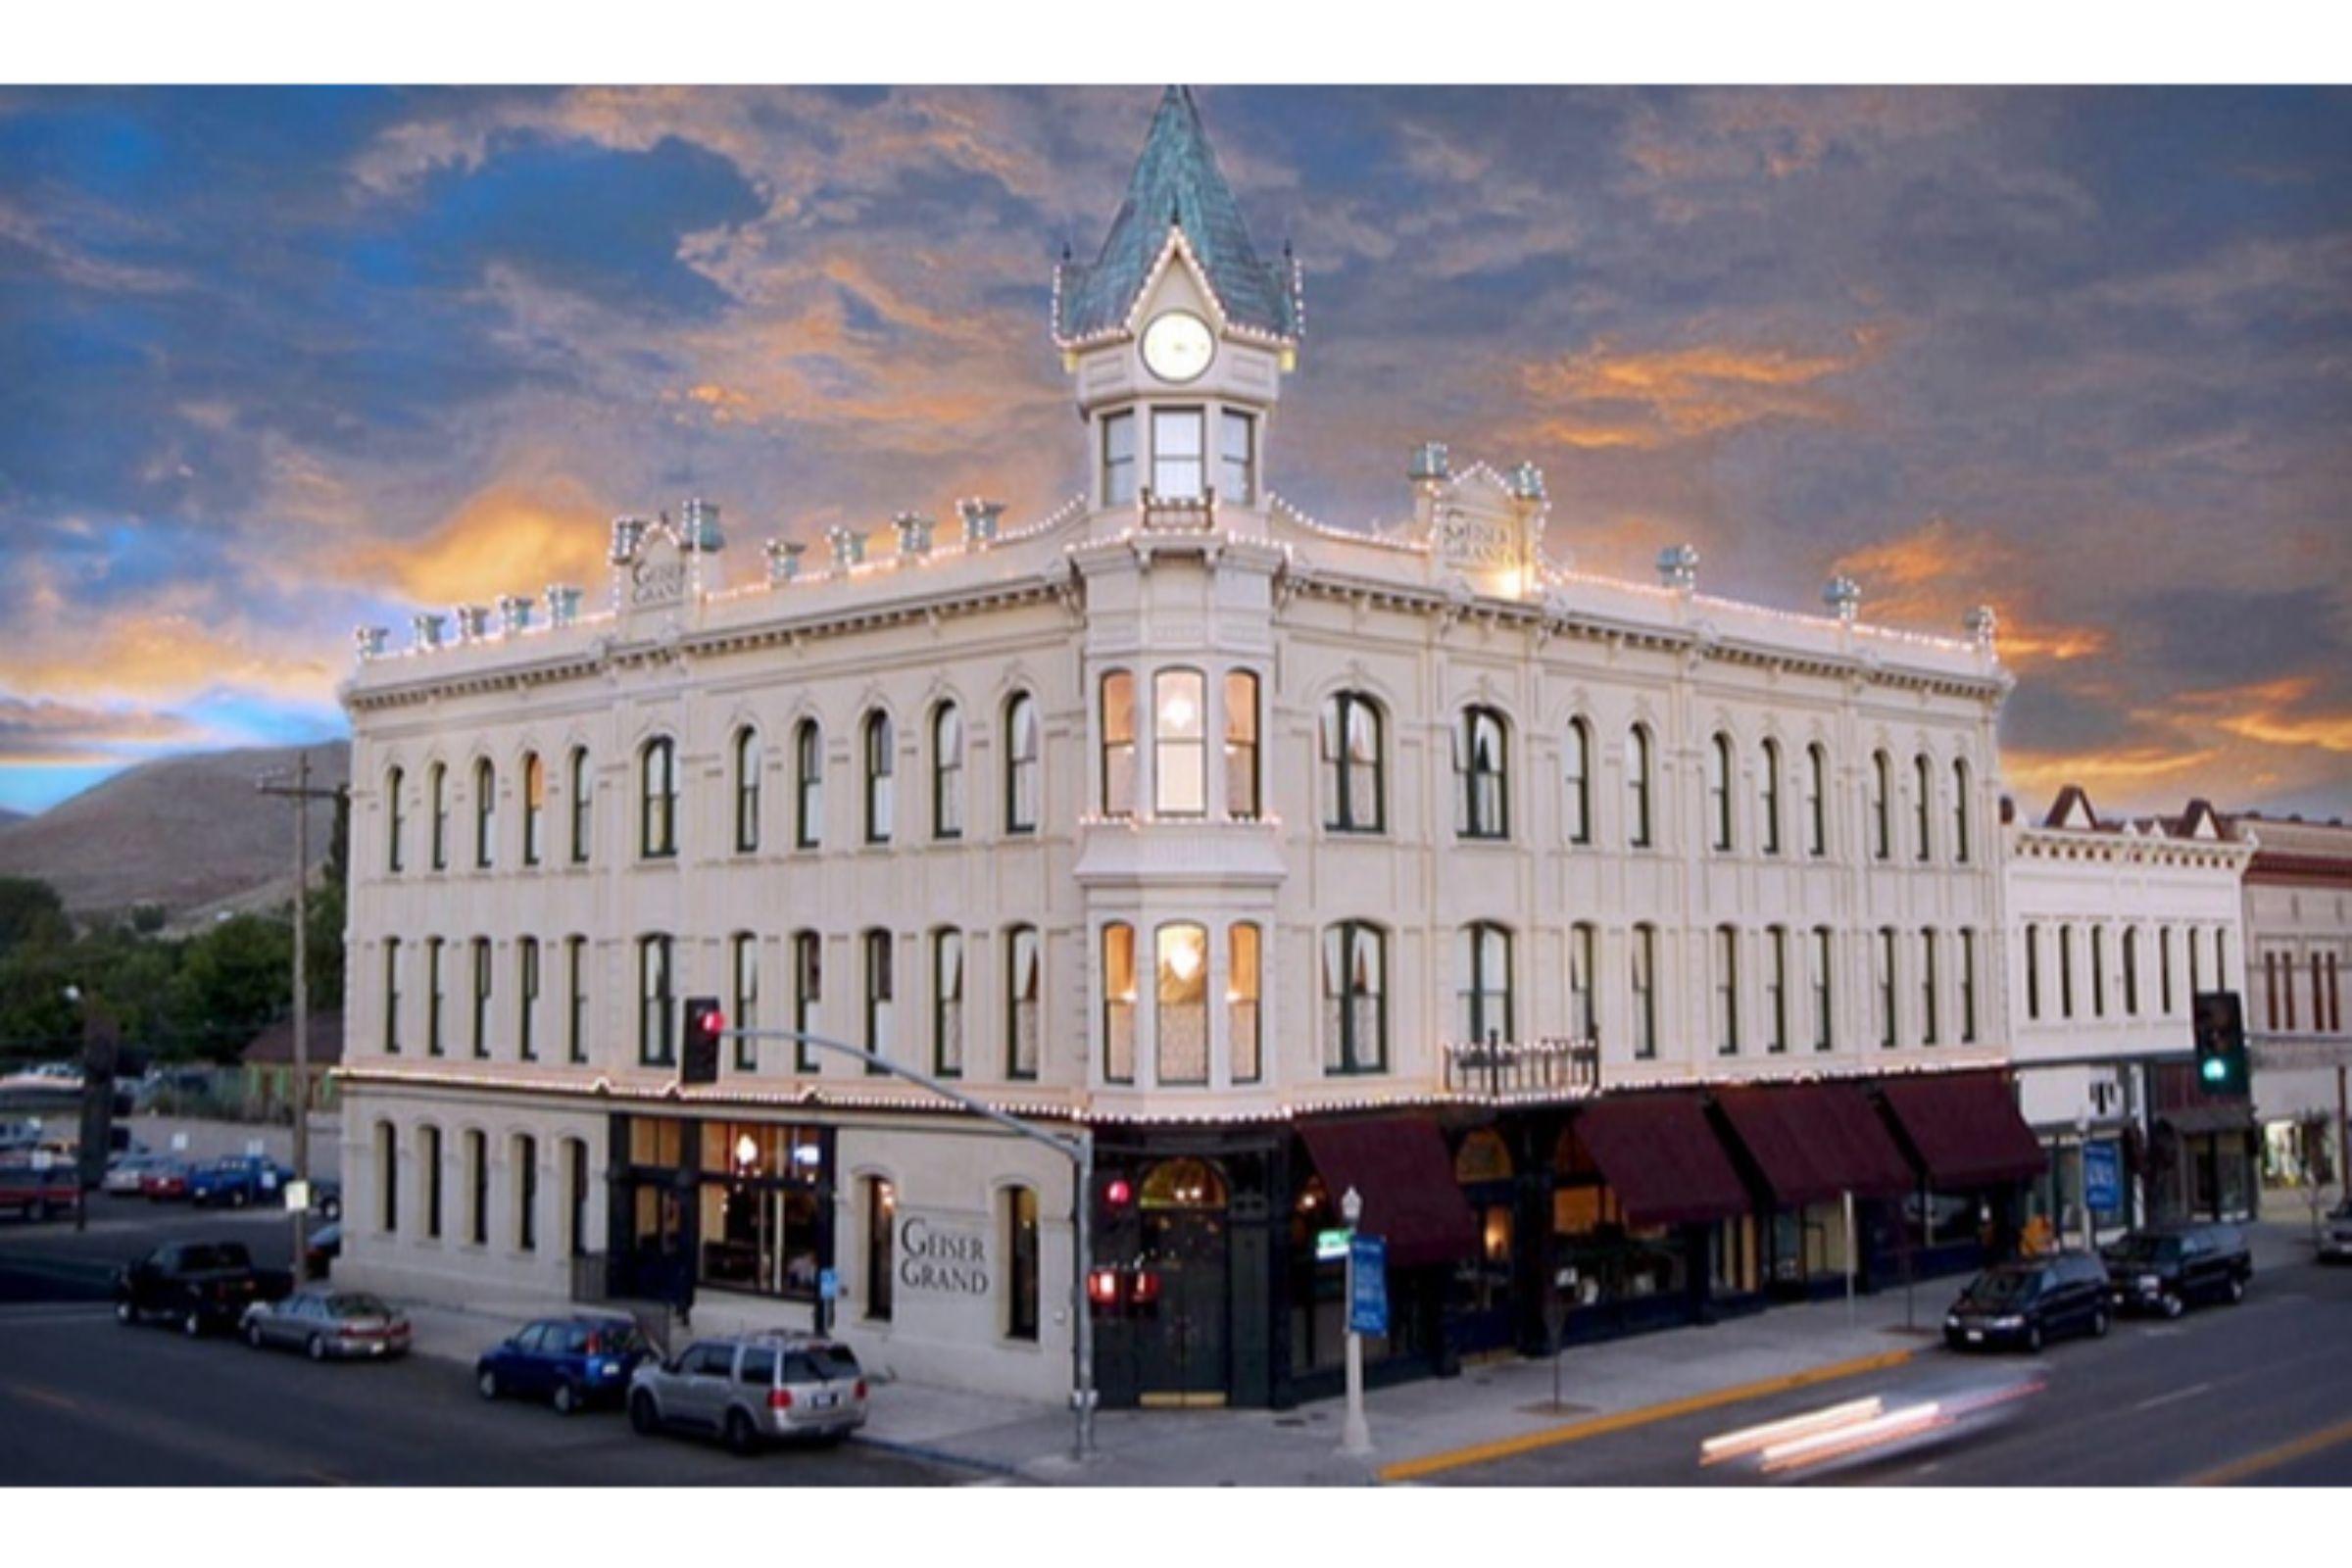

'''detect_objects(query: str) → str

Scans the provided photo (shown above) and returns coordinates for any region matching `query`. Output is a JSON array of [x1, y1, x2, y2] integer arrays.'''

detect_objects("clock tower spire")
[[1054, 86, 1300, 521]]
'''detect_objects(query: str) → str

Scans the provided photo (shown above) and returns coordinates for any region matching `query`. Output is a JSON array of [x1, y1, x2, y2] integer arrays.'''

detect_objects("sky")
[[1, 85, 2347, 820]]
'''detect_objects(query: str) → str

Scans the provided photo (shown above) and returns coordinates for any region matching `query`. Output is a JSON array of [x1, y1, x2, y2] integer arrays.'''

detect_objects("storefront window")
[[695, 1121, 824, 1300]]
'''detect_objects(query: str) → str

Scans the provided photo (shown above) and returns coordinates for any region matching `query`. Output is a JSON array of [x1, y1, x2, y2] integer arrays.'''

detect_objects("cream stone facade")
[[334, 88, 2031, 1408], [2229, 811, 2352, 1193]]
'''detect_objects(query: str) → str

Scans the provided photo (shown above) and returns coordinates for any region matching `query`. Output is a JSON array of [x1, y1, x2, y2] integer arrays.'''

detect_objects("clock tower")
[[1054, 86, 1302, 523]]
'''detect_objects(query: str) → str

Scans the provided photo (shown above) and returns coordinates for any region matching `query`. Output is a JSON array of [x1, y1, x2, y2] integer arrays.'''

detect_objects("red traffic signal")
[[681, 996, 726, 1086]]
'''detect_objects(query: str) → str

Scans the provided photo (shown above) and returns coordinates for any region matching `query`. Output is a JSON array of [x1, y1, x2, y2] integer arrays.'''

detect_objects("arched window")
[[1627, 724, 1655, 849], [516, 936, 540, 1061], [1140, 1157, 1228, 1210], [2159, 926, 2176, 1014], [1707, 731, 1735, 852], [637, 933, 674, 1065], [1570, 923, 1597, 1040], [930, 702, 963, 840], [472, 758, 497, 869], [466, 1128, 489, 1247], [1952, 758, 1973, 864], [375, 1121, 398, 1235], [1102, 922, 1137, 1084], [1228, 923, 1262, 1084], [1759, 739, 1783, 857], [385, 765, 406, 874], [931, 928, 964, 1077], [1877, 927, 1899, 1047], [731, 932, 760, 1071], [1005, 924, 1041, 1080], [733, 726, 761, 853], [421, 1123, 443, 1238], [2026, 924, 2043, 1020], [563, 1137, 589, 1258], [1564, 718, 1592, 846], [861, 710, 894, 844], [1455, 707, 1509, 840], [1868, 751, 1891, 860], [1913, 753, 1934, 862], [1631, 923, 1658, 1058], [1004, 1185, 1041, 1343], [1100, 671, 1136, 818], [1714, 925, 1740, 1055], [1322, 922, 1388, 1074], [1961, 930, 1980, 1043], [1004, 692, 1039, 835], [521, 752, 544, 866], [382, 938, 403, 1054], [1457, 922, 1513, 1044], [2059, 925, 2077, 1018], [427, 761, 449, 870], [1320, 691, 1385, 832], [1225, 669, 1260, 820], [1765, 925, 1788, 1053], [564, 935, 588, 1064], [514, 1133, 538, 1253], [792, 930, 823, 1073], [794, 719, 822, 849], [1153, 668, 1207, 817], [567, 746, 592, 864], [1920, 928, 1939, 1045], [425, 937, 446, 1055], [2123, 927, 2140, 1015], [1811, 927, 1835, 1052], [639, 738, 676, 859], [1155, 922, 1209, 1084], [469, 936, 492, 1058], [861, 929, 895, 1071], [1804, 742, 1829, 858]]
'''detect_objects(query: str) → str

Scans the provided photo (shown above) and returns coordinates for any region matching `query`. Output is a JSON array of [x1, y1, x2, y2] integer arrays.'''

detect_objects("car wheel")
[[2025, 1324, 2043, 1354], [476, 1368, 500, 1401], [115, 1299, 136, 1326], [2226, 1275, 2246, 1304], [2160, 1291, 2185, 1319], [232, 1189, 249, 1209], [246, 1321, 267, 1349], [2091, 1306, 2111, 1339], [553, 1381, 579, 1416], [628, 1392, 660, 1436], [723, 1408, 760, 1457], [181, 1311, 203, 1339]]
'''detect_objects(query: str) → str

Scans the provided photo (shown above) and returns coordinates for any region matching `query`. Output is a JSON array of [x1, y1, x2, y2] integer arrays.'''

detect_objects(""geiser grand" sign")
[[896, 1214, 991, 1297]]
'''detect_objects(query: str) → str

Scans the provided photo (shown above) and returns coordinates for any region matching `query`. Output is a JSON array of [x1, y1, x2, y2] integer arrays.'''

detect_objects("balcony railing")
[[1139, 486, 1216, 532], [1442, 1037, 1601, 1101]]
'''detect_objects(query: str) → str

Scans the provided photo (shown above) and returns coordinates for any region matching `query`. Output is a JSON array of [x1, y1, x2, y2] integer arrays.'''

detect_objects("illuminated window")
[[1004, 1186, 1040, 1343], [1154, 668, 1206, 816], [522, 752, 544, 866], [1156, 922, 1209, 1084], [1228, 923, 1261, 1084], [1102, 923, 1137, 1084], [1224, 670, 1260, 820]]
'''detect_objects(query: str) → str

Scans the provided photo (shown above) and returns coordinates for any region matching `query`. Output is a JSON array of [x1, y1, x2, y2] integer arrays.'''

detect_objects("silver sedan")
[[239, 1289, 412, 1361]]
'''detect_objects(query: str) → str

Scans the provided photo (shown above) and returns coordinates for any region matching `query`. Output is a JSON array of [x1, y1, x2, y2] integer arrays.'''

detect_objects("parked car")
[[476, 1314, 655, 1414], [627, 1334, 868, 1453], [140, 1159, 193, 1201], [115, 1240, 293, 1336], [187, 1155, 291, 1208], [302, 1221, 341, 1280], [2101, 1222, 2252, 1316], [309, 1178, 342, 1221], [2320, 1200, 2352, 1264], [0, 1156, 79, 1220], [240, 1289, 410, 1360], [103, 1152, 170, 1195], [1943, 1252, 2112, 1352]]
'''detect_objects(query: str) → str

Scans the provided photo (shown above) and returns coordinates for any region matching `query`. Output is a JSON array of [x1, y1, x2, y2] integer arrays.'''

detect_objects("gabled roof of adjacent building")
[[1054, 86, 1300, 346]]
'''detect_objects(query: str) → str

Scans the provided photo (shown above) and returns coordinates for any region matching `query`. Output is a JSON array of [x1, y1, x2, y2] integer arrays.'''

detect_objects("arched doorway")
[[1137, 1156, 1230, 1406]]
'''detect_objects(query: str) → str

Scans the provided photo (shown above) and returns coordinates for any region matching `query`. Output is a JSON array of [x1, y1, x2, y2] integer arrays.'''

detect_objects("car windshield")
[[585, 1324, 646, 1357], [2107, 1234, 2185, 1264], [1963, 1269, 2039, 1305], [327, 1295, 390, 1318], [178, 1244, 253, 1271]]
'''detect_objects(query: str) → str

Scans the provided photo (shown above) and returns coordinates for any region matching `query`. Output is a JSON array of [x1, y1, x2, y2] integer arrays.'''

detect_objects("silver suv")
[[627, 1333, 868, 1454]]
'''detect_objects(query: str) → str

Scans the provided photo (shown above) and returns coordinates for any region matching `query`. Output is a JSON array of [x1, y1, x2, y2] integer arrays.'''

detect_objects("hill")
[[0, 742, 349, 918]]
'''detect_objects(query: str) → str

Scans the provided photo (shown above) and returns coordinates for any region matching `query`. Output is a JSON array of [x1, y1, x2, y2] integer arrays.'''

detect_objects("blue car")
[[187, 1156, 292, 1208], [476, 1314, 654, 1414]]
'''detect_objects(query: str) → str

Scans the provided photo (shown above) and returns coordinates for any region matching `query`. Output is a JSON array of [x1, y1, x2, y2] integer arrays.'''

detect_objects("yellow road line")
[[1378, 1347, 1918, 1484], [2187, 1417, 2352, 1487]]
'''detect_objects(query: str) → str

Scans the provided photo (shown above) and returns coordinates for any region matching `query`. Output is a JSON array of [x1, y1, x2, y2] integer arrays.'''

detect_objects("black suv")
[[1944, 1252, 2112, 1352], [2100, 1222, 2251, 1317]]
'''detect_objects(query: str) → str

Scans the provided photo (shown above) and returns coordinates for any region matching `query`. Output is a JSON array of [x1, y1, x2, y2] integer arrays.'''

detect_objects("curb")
[[849, 1431, 1033, 1483], [1378, 1345, 1921, 1484]]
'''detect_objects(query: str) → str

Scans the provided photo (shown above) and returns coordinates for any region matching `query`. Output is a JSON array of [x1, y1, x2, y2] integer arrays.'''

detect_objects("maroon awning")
[[1297, 1116, 1478, 1269], [1877, 1071, 2048, 1188], [1572, 1093, 1750, 1227], [1715, 1083, 1915, 1207]]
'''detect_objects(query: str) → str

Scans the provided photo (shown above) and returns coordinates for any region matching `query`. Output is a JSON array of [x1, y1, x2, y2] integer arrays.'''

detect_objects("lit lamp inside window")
[[734, 1132, 760, 1172]]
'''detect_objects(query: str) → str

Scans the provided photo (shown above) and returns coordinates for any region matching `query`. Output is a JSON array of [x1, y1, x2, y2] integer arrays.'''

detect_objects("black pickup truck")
[[115, 1241, 293, 1337]]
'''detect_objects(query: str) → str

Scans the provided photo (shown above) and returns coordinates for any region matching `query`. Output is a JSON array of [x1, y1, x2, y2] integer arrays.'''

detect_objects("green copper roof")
[[1055, 87, 1299, 344]]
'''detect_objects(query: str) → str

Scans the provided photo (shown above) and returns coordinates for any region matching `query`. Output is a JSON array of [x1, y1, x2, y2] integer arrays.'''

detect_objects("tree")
[[0, 876, 70, 955], [170, 912, 292, 1064]]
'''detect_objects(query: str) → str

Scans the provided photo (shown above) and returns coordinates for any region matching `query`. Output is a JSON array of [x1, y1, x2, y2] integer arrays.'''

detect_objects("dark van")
[[1944, 1252, 2113, 1352]]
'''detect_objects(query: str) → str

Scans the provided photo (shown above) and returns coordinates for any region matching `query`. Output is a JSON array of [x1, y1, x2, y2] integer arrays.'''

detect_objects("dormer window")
[[1219, 411, 1255, 504], [1102, 412, 1137, 506], [1152, 408, 1205, 499]]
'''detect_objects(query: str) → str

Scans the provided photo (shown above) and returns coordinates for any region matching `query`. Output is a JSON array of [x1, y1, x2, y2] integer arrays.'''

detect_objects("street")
[[1423, 1250, 2352, 1487], [0, 1198, 960, 1487]]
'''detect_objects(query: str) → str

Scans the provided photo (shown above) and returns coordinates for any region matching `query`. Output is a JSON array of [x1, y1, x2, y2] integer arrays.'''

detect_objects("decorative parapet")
[[1824, 574, 1862, 623], [411, 612, 446, 650], [545, 584, 584, 627], [893, 512, 935, 559], [826, 525, 864, 575], [1656, 543, 1700, 594], [353, 625, 389, 661], [1407, 441, 1451, 482], [1507, 461, 1545, 501], [679, 497, 725, 553], [1139, 487, 1215, 533], [453, 604, 491, 642], [609, 514, 651, 565], [956, 497, 1005, 549], [1964, 604, 1998, 651]]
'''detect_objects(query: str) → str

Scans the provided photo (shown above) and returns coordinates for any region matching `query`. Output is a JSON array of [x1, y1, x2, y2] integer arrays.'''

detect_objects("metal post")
[[1841, 1188, 1855, 1327], [1339, 1185, 1371, 1456]]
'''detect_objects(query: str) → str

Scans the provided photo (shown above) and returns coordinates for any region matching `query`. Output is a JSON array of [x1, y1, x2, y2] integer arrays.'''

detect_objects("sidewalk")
[[390, 1217, 2335, 1486]]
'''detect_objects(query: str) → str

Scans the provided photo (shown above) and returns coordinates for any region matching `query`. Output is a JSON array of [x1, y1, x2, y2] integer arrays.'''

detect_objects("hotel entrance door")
[[1136, 1158, 1230, 1407]]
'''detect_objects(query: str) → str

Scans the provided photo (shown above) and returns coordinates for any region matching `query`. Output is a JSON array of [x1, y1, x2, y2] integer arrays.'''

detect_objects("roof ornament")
[[411, 612, 446, 650], [453, 604, 491, 643], [544, 584, 584, 626], [1656, 544, 1700, 594], [1824, 574, 1862, 623], [679, 497, 725, 553], [1407, 441, 1450, 483], [496, 594, 534, 637], [826, 525, 864, 576], [609, 515, 651, 565], [353, 625, 389, 661], [1964, 604, 1998, 650], [893, 512, 935, 560], [1507, 462, 1546, 502], [762, 539, 806, 586], [957, 497, 1006, 549]]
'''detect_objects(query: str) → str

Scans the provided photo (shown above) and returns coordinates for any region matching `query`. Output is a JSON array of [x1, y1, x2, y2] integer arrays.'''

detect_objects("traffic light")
[[680, 997, 725, 1086], [2191, 990, 2249, 1097]]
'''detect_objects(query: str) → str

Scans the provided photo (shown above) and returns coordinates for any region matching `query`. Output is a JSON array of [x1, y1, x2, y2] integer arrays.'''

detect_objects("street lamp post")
[[1339, 1185, 1372, 1457], [714, 1019, 1097, 1462]]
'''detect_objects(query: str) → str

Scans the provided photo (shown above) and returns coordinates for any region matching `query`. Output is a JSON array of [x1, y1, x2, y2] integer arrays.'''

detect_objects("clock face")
[[1142, 311, 1215, 384]]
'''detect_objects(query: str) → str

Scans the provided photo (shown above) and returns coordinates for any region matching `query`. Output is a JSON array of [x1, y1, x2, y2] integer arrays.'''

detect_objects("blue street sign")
[[1348, 1235, 1389, 1338], [2082, 1140, 2124, 1217], [817, 1267, 841, 1301]]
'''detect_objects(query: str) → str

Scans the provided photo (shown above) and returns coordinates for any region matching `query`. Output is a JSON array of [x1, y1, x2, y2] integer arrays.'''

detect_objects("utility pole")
[[258, 750, 342, 1282]]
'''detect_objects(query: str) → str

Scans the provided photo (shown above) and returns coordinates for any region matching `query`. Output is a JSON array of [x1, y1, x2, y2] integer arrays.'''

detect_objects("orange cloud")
[[0, 613, 337, 710], [1519, 330, 1881, 451], [2003, 745, 2221, 798], [338, 480, 612, 606], [2184, 677, 2352, 756], [1830, 516, 2110, 669]]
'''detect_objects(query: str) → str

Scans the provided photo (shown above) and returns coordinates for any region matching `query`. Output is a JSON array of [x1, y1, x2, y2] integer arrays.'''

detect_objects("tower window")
[[1219, 410, 1255, 504], [1152, 408, 1205, 500], [1102, 412, 1136, 506]]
